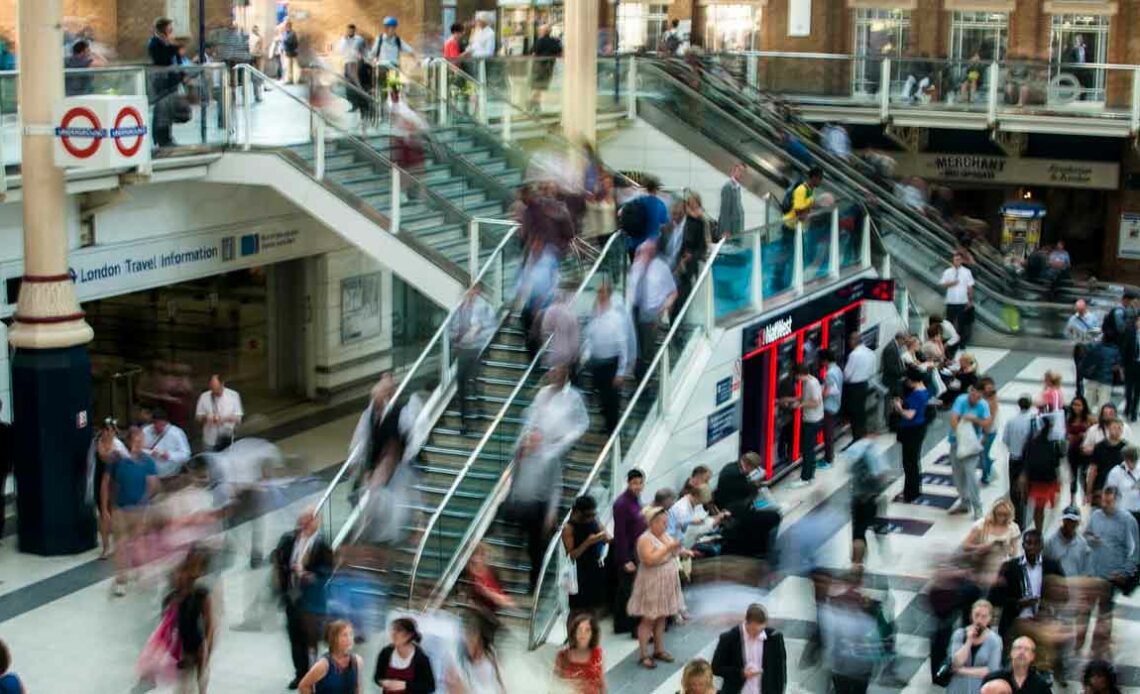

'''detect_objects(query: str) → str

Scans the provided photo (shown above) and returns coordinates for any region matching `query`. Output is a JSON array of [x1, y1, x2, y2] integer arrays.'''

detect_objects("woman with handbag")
[[948, 384, 991, 520], [945, 599, 1002, 694], [561, 495, 610, 616]]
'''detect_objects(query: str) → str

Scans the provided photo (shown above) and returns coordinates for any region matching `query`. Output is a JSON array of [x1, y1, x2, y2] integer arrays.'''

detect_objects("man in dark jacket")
[[880, 330, 907, 399], [1080, 338, 1121, 415], [982, 636, 1052, 693], [712, 603, 787, 694], [714, 453, 781, 558], [273, 509, 334, 689], [146, 17, 181, 147], [989, 529, 1066, 652]]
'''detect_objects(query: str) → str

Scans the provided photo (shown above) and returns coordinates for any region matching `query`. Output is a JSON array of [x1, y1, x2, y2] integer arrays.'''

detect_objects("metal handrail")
[[406, 230, 625, 605], [526, 235, 728, 647], [312, 221, 521, 524], [708, 51, 1140, 72]]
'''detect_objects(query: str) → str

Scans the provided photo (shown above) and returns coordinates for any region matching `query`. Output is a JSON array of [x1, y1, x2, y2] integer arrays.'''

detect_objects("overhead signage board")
[[894, 152, 1119, 190]]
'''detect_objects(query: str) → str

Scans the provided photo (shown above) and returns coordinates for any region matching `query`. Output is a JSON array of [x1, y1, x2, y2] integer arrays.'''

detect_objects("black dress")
[[568, 519, 607, 611]]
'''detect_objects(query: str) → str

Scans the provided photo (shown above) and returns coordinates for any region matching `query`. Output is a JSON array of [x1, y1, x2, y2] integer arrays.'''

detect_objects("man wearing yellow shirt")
[[783, 166, 824, 228]]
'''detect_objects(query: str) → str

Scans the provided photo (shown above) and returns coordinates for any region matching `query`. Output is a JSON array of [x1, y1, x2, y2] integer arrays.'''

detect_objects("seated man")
[[713, 452, 781, 559]]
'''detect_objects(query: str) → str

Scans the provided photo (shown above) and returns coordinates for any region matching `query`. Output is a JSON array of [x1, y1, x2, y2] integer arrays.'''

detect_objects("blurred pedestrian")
[[373, 617, 435, 693], [610, 469, 646, 636], [447, 612, 505, 694], [170, 547, 215, 694], [946, 599, 1002, 694], [143, 407, 191, 479], [1003, 397, 1037, 530], [1080, 338, 1120, 415], [718, 163, 745, 238], [627, 240, 677, 380], [273, 509, 334, 690], [195, 374, 243, 452], [505, 366, 589, 591], [675, 191, 713, 317], [348, 374, 401, 493], [949, 384, 990, 520], [443, 23, 464, 61], [104, 426, 160, 596], [0, 639, 23, 694], [1082, 659, 1121, 694], [279, 21, 299, 84], [541, 285, 581, 373], [846, 435, 891, 565], [449, 282, 496, 433], [554, 612, 606, 693], [1086, 486, 1139, 658], [516, 236, 560, 359], [529, 24, 561, 111], [0, 403, 11, 540], [464, 542, 515, 623], [628, 507, 687, 669], [582, 280, 634, 433], [298, 620, 362, 694], [711, 603, 788, 694], [562, 495, 610, 616]]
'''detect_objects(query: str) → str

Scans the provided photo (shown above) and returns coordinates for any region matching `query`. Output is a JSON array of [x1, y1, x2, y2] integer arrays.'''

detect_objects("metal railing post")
[[626, 57, 637, 119], [477, 61, 488, 125], [793, 222, 805, 294], [131, 68, 153, 176], [704, 272, 716, 335], [242, 67, 253, 151], [656, 348, 671, 414], [313, 118, 326, 180], [610, 439, 622, 503], [750, 230, 763, 311], [879, 58, 891, 122], [829, 208, 840, 279], [494, 248, 505, 307], [437, 60, 449, 126], [987, 62, 999, 126], [468, 219, 480, 283], [440, 331, 452, 389], [861, 216, 872, 269], [881, 253, 892, 279], [221, 66, 232, 142], [390, 165, 401, 233], [1131, 67, 1140, 136], [746, 53, 758, 90]]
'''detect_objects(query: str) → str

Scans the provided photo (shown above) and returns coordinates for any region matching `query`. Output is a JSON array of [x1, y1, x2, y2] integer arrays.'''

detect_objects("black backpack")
[[780, 179, 805, 214], [618, 197, 648, 239]]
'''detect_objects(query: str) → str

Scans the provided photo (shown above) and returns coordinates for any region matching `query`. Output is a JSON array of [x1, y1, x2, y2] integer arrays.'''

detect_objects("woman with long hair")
[[680, 658, 717, 694], [1038, 371, 1065, 412], [554, 612, 606, 693], [373, 618, 435, 693], [562, 495, 610, 616], [1066, 396, 1096, 506], [962, 498, 1021, 559], [298, 620, 363, 694]]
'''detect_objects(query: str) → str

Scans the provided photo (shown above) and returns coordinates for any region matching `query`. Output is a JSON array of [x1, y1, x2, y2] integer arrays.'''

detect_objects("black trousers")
[[801, 420, 821, 481], [1009, 458, 1026, 530], [1125, 362, 1140, 420], [285, 601, 316, 680], [833, 674, 870, 694], [1074, 344, 1087, 397], [946, 303, 971, 349], [521, 305, 542, 361], [589, 357, 621, 433], [507, 500, 551, 591], [843, 381, 869, 441], [899, 424, 925, 501], [456, 347, 480, 427]]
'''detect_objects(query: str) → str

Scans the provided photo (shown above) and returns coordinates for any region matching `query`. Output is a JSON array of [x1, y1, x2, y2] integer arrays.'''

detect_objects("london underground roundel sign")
[[55, 106, 105, 159], [111, 106, 148, 157]]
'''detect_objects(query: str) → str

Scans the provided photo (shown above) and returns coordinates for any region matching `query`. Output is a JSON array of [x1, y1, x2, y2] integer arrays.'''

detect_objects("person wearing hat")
[[371, 15, 413, 107], [142, 407, 191, 478], [1044, 503, 1094, 673]]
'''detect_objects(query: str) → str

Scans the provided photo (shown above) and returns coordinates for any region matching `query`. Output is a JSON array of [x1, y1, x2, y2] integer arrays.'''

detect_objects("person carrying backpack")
[[847, 435, 891, 566], [782, 166, 823, 230], [372, 16, 414, 101]]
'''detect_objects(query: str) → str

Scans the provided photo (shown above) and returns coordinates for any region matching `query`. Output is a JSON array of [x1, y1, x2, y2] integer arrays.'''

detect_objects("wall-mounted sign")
[[341, 273, 383, 344], [741, 277, 895, 354], [707, 403, 738, 448], [1118, 212, 1140, 260], [716, 377, 732, 406], [894, 153, 1119, 190], [787, 0, 812, 36], [53, 96, 150, 169]]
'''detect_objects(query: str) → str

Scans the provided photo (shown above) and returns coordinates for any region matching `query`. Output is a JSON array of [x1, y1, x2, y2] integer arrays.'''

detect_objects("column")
[[561, 0, 598, 144], [10, 0, 97, 555]]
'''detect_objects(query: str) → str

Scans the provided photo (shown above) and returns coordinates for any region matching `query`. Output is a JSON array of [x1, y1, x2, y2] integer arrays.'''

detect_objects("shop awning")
[[1042, 0, 1117, 14], [942, 0, 1015, 11], [846, 0, 918, 9]]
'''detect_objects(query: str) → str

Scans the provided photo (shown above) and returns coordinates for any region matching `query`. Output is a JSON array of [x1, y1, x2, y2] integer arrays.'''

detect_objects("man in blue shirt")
[[103, 426, 159, 596], [627, 179, 669, 257], [948, 384, 991, 519], [820, 349, 843, 467]]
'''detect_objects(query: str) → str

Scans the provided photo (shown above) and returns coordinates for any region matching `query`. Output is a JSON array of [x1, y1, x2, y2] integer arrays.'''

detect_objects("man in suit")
[[988, 529, 1066, 662], [880, 330, 907, 426], [712, 603, 787, 694], [713, 453, 781, 558], [718, 163, 745, 238], [273, 509, 334, 690]]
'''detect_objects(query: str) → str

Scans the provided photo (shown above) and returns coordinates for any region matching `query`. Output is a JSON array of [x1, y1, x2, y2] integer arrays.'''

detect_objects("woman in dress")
[[962, 498, 1021, 560], [1066, 396, 1096, 506], [562, 495, 610, 616], [299, 620, 363, 694], [946, 599, 1002, 694], [628, 507, 687, 669], [373, 618, 435, 693], [554, 612, 606, 693]]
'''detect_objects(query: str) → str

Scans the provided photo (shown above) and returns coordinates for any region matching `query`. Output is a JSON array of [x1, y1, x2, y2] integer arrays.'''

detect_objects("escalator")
[[633, 59, 1092, 340]]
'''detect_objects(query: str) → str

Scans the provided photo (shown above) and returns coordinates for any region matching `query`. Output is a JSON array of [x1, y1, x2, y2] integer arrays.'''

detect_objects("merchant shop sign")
[[895, 153, 1119, 190]]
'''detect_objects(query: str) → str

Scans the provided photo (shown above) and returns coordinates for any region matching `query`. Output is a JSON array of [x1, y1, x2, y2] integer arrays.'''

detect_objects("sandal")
[[639, 657, 657, 669], [653, 651, 675, 663]]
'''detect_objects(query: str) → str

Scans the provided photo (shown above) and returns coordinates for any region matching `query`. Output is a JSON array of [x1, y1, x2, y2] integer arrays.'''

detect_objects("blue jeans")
[[979, 431, 997, 483]]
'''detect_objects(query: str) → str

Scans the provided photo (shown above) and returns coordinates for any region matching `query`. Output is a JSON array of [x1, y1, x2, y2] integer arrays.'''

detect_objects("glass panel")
[[852, 9, 911, 96], [995, 59, 1134, 118], [0, 72, 18, 168], [949, 11, 1008, 63], [802, 209, 832, 283], [702, 4, 762, 52], [1050, 14, 1110, 103]]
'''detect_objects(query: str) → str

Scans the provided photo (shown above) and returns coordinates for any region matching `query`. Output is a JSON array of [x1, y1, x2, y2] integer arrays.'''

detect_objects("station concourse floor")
[[3, 363, 1140, 690]]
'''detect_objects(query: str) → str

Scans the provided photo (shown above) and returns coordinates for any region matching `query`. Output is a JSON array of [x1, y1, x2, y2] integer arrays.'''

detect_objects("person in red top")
[[443, 23, 463, 60], [555, 613, 607, 693], [465, 542, 515, 617], [373, 618, 435, 693]]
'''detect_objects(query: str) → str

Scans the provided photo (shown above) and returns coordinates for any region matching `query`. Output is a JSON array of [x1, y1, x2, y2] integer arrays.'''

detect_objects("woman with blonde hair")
[[962, 498, 1021, 559], [680, 658, 716, 694], [1038, 371, 1065, 412], [946, 599, 1002, 694]]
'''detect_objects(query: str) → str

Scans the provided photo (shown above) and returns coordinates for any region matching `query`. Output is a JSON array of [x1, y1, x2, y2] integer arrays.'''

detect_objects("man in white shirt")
[[195, 373, 243, 451], [843, 332, 876, 441], [1105, 445, 1140, 520], [1068, 299, 1102, 397], [627, 240, 677, 380], [940, 251, 975, 349], [582, 280, 636, 433], [932, 314, 961, 359], [372, 16, 414, 67], [143, 408, 191, 477], [466, 16, 496, 59], [712, 603, 787, 694], [791, 363, 825, 488], [337, 23, 367, 86]]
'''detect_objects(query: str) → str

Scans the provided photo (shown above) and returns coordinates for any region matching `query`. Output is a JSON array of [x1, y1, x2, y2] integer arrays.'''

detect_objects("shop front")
[[739, 277, 894, 481], [497, 0, 564, 55]]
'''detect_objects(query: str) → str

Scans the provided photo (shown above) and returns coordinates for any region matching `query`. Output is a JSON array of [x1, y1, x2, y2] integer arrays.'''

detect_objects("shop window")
[[1049, 14, 1109, 103], [852, 8, 911, 96], [617, 4, 671, 52], [702, 4, 762, 52]]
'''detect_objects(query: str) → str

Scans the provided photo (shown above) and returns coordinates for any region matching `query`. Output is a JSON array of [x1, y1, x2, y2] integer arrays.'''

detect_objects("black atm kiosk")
[[740, 278, 894, 481]]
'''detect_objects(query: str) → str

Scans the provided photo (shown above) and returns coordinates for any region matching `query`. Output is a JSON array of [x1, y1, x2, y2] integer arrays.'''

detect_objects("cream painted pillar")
[[561, 0, 598, 144], [9, 0, 92, 349]]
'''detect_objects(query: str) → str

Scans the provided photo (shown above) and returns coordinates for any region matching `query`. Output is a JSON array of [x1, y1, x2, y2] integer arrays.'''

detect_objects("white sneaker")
[[112, 582, 127, 597], [790, 480, 813, 489]]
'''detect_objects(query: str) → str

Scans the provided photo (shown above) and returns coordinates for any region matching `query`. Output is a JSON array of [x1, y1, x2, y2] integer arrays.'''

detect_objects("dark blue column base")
[[13, 345, 97, 555]]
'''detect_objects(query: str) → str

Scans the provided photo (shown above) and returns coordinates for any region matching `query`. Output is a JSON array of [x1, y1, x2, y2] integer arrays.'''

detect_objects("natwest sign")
[[759, 316, 793, 346], [53, 95, 150, 169]]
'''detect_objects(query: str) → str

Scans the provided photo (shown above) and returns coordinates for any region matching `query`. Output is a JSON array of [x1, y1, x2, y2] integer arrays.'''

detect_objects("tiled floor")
[[3, 348, 1140, 692]]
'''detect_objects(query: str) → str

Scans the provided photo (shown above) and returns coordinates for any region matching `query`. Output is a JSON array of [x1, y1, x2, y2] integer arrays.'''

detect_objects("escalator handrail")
[[406, 230, 626, 606], [526, 236, 728, 648], [316, 221, 521, 531]]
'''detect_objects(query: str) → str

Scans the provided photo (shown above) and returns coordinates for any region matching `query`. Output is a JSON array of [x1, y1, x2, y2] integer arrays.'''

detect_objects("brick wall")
[[114, 0, 231, 60]]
